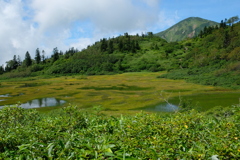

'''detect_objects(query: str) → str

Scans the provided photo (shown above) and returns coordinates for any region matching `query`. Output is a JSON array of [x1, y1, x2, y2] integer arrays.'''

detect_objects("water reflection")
[[0, 94, 11, 97], [0, 93, 24, 97], [0, 98, 66, 109], [19, 98, 66, 109], [145, 103, 179, 112], [144, 92, 240, 112]]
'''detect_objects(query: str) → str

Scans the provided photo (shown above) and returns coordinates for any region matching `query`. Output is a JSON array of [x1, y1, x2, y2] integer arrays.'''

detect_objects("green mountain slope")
[[155, 17, 219, 42], [1, 17, 239, 89], [159, 21, 240, 89]]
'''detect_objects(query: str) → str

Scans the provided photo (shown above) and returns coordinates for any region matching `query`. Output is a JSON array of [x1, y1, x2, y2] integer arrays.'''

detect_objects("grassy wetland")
[[0, 72, 239, 114], [0, 72, 239, 159]]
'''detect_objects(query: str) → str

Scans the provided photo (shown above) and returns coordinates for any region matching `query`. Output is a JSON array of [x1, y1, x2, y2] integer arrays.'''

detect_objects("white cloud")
[[0, 0, 35, 65], [31, 0, 160, 34], [155, 10, 180, 31], [69, 38, 96, 50], [0, 0, 162, 66]]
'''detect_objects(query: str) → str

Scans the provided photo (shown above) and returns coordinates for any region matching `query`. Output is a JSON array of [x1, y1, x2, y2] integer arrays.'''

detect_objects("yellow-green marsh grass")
[[0, 72, 238, 114]]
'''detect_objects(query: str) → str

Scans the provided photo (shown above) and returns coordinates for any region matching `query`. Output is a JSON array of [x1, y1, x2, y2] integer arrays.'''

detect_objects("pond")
[[144, 103, 179, 112], [0, 98, 66, 109], [143, 92, 240, 112]]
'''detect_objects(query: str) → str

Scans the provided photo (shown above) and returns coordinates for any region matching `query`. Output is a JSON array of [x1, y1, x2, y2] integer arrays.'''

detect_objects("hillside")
[[159, 20, 240, 89], [0, 17, 239, 89], [155, 17, 219, 42]]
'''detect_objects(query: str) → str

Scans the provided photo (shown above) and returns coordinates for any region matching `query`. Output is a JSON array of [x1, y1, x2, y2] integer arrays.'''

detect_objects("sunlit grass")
[[0, 72, 239, 114]]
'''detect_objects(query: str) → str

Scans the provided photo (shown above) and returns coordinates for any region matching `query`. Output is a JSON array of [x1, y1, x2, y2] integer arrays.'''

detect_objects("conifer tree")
[[52, 47, 59, 62], [136, 41, 140, 50], [0, 65, 4, 74], [108, 40, 114, 54], [118, 40, 124, 52], [100, 38, 108, 52], [42, 50, 45, 63], [131, 40, 136, 53], [35, 48, 41, 64], [17, 55, 22, 66], [12, 55, 18, 69], [25, 51, 32, 67], [223, 31, 230, 47], [126, 36, 131, 51]]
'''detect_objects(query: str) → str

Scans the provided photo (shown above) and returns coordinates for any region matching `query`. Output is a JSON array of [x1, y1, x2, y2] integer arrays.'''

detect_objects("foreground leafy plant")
[[0, 105, 239, 159]]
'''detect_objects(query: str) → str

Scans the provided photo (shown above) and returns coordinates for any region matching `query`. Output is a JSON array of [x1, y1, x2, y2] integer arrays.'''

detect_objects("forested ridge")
[[1, 17, 239, 88]]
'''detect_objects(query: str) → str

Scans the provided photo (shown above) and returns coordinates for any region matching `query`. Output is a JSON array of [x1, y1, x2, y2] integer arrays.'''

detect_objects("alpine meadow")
[[0, 16, 239, 159]]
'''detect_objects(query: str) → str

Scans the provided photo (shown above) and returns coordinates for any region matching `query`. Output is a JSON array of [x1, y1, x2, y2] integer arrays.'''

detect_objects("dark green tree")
[[59, 51, 63, 56], [35, 48, 41, 64], [125, 37, 131, 51], [25, 51, 32, 67], [0, 65, 4, 74], [5, 55, 20, 71], [12, 55, 18, 69], [52, 47, 59, 62], [131, 40, 136, 53], [17, 55, 22, 66], [136, 41, 140, 50], [118, 40, 124, 52], [108, 40, 114, 54], [220, 20, 227, 28], [199, 30, 204, 38], [114, 60, 124, 72], [154, 44, 159, 50], [100, 38, 108, 52], [227, 16, 239, 26], [223, 31, 230, 47], [147, 32, 153, 38], [42, 50, 45, 63], [124, 32, 129, 38]]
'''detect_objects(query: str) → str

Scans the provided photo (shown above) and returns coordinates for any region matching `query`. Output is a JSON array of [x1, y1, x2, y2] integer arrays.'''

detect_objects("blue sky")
[[0, 0, 239, 66], [160, 0, 239, 24]]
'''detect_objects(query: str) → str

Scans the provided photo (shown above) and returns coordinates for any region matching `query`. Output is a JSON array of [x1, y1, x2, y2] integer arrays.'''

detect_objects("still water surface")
[[0, 98, 66, 109], [145, 103, 179, 112], [144, 92, 240, 112]]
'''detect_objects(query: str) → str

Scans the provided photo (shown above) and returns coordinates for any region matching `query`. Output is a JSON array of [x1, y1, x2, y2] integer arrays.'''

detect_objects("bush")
[[0, 105, 239, 159]]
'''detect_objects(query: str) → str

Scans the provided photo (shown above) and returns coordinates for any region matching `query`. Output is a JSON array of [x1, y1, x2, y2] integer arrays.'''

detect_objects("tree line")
[[198, 16, 239, 38], [0, 47, 79, 74], [1, 32, 156, 75]]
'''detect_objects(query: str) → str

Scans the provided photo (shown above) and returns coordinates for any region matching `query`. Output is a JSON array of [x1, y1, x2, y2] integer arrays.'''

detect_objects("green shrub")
[[0, 105, 239, 159]]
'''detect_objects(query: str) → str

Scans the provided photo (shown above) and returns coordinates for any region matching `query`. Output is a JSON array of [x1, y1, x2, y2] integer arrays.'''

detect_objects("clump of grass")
[[79, 84, 152, 91], [18, 82, 51, 88], [77, 75, 88, 79], [53, 87, 64, 90]]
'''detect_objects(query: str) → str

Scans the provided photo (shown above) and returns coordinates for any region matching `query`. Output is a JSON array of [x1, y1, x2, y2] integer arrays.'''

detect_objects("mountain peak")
[[155, 17, 219, 42]]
